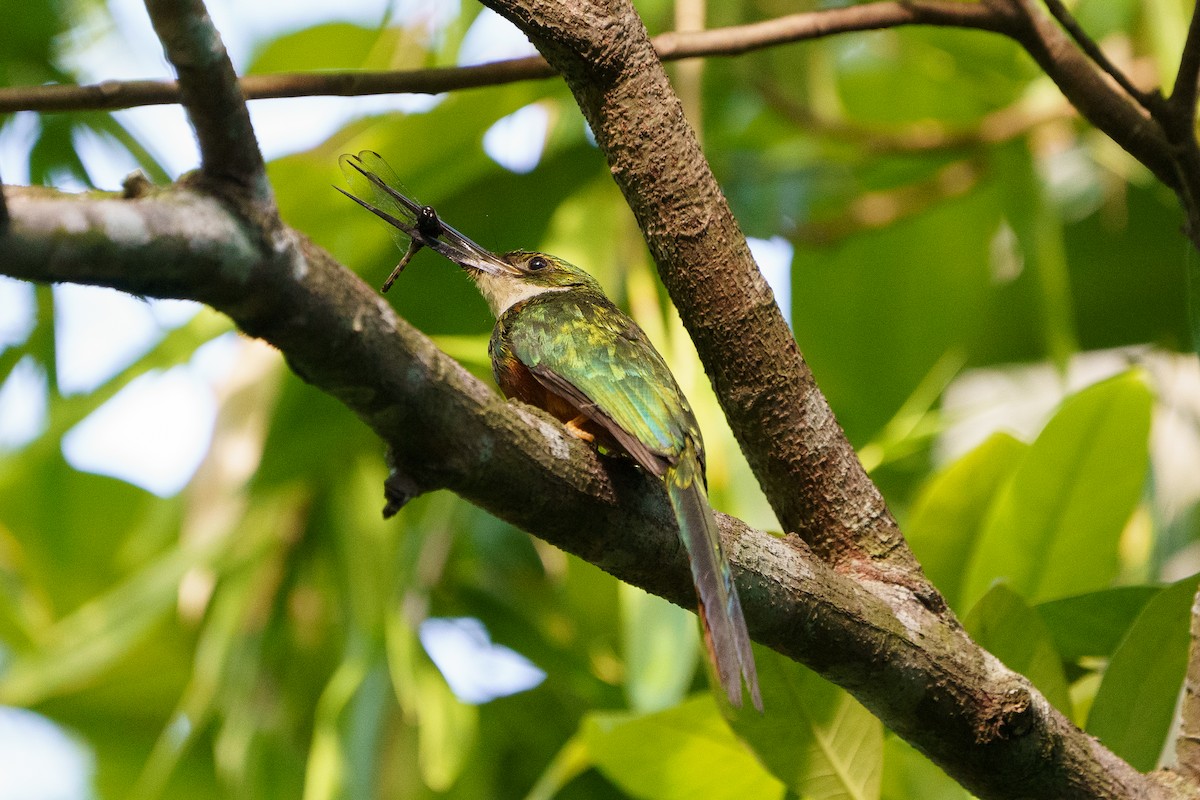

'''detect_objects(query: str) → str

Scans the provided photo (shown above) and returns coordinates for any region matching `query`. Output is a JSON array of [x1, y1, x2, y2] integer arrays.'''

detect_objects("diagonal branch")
[[1169, 2, 1200, 122], [1005, 0, 1176, 190], [0, 184, 1161, 800], [1039, 0, 1153, 111], [142, 0, 272, 208]]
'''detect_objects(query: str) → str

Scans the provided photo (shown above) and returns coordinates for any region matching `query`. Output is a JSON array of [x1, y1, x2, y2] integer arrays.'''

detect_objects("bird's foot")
[[564, 415, 595, 443]]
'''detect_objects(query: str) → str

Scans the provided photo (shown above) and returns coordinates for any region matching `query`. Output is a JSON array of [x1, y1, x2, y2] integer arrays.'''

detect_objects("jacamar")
[[337, 151, 762, 711]]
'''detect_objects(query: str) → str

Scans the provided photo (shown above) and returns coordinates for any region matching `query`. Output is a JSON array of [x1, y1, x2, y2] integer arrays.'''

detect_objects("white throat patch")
[[473, 271, 567, 316]]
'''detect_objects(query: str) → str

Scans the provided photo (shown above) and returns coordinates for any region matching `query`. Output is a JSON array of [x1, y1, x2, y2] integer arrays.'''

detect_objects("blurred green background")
[[0, 0, 1197, 797]]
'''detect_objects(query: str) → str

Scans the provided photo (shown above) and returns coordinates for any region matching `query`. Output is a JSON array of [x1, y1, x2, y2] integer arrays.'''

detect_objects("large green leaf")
[[1086, 575, 1200, 771], [247, 23, 424, 74], [583, 695, 784, 800], [729, 649, 882, 800], [881, 734, 969, 800], [906, 432, 1026, 609], [959, 372, 1153, 609], [1035, 585, 1160, 662], [786, 183, 1005, 442]]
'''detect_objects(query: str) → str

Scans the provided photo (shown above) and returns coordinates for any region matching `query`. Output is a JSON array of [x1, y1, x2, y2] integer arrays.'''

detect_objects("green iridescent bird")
[[337, 150, 762, 710]]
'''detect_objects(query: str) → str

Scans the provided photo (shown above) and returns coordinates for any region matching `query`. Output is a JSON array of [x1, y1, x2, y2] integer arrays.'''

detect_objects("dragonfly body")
[[339, 151, 761, 710]]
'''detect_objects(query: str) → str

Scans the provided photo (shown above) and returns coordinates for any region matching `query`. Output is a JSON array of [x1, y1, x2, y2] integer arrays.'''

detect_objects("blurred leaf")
[[620, 583, 698, 713], [1074, 0, 1139, 39], [880, 734, 969, 800], [524, 734, 590, 800], [1035, 585, 1160, 662], [303, 656, 391, 800], [1086, 575, 1199, 771], [248, 22, 425, 74], [583, 695, 784, 800], [906, 432, 1026, 609], [384, 601, 478, 793], [991, 142, 1077, 365], [788, 184, 1004, 442], [729, 649, 882, 800], [835, 27, 1034, 127], [414, 660, 478, 791], [1065, 182, 1188, 350], [0, 528, 219, 706], [963, 585, 1072, 717], [960, 372, 1153, 609]]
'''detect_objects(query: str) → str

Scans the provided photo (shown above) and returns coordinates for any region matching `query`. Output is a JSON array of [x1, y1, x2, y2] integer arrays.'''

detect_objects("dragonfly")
[[336, 150, 490, 292]]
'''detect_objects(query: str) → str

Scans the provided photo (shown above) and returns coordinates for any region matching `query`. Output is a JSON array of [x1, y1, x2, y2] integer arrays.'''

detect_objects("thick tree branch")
[[143, 0, 272, 208], [0, 184, 1169, 800]]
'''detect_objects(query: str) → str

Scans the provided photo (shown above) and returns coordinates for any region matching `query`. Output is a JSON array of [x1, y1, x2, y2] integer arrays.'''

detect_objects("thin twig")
[[143, 0, 271, 207], [1168, 1, 1200, 124], [1039, 0, 1152, 110], [1006, 0, 1176, 190], [0, 59, 556, 114], [0, 2, 1009, 115]]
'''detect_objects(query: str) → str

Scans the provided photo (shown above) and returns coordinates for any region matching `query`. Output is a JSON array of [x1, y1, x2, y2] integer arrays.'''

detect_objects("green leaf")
[[881, 735, 969, 800], [992, 142, 1077, 364], [1035, 585, 1160, 661], [0, 530, 219, 705], [785, 183, 1006, 442], [729, 649, 882, 800], [247, 22, 423, 74], [414, 661, 479, 792], [960, 372, 1153, 608], [906, 432, 1026, 609], [963, 585, 1072, 717], [583, 695, 784, 800], [385, 603, 479, 793], [1086, 575, 1200, 771], [620, 583, 698, 713]]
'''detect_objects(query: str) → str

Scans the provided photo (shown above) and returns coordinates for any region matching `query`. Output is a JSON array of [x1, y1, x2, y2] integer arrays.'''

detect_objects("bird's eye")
[[528, 256, 549, 271]]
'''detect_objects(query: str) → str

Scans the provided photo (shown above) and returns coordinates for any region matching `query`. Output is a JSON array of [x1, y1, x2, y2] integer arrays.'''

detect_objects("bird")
[[337, 150, 762, 711]]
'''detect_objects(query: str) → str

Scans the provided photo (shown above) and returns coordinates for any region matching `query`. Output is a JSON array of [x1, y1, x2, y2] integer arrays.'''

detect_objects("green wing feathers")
[[498, 289, 761, 710], [666, 442, 762, 712]]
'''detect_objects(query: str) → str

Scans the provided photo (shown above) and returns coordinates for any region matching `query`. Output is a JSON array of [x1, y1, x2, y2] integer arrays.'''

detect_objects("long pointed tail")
[[665, 443, 762, 711]]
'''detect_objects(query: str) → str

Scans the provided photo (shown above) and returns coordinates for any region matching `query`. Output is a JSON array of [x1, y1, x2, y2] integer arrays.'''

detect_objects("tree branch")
[[0, 2, 1011, 115], [142, 0, 272, 208], [1155, 2, 1200, 249], [1168, 3, 1200, 123], [1004, 0, 1177, 190], [0, 184, 1166, 800], [1179, 587, 1200, 779], [1038, 0, 1153, 110]]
